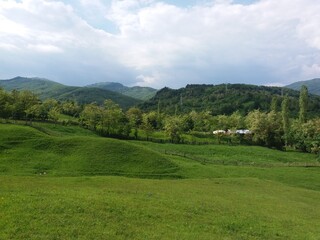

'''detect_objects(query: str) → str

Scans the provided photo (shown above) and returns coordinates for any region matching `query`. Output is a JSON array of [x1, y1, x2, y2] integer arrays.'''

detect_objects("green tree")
[[141, 113, 155, 140], [126, 107, 143, 139], [281, 95, 290, 147], [299, 85, 308, 123], [291, 118, 320, 153], [10, 90, 40, 120], [41, 99, 60, 120], [181, 114, 194, 132], [246, 110, 283, 149], [48, 107, 61, 125], [0, 88, 10, 119], [190, 110, 212, 132], [80, 103, 102, 130], [25, 104, 42, 124], [164, 116, 183, 143], [102, 99, 126, 135], [62, 101, 81, 117], [266, 110, 283, 149], [270, 96, 278, 112]]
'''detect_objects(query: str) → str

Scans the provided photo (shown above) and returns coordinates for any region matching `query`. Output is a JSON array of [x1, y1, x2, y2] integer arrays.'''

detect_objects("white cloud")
[[27, 44, 63, 53], [302, 64, 320, 79], [0, 0, 320, 87]]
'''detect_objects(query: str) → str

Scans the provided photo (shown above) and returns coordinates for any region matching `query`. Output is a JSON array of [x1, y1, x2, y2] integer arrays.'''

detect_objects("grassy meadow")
[[1, 123, 320, 239]]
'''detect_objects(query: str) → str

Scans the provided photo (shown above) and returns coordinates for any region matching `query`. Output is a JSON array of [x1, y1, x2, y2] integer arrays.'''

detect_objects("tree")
[[126, 107, 143, 139], [103, 99, 126, 136], [80, 103, 102, 130], [281, 95, 290, 147], [0, 88, 10, 119], [10, 90, 40, 120], [181, 114, 194, 132], [299, 85, 308, 123], [246, 110, 283, 149], [189, 110, 212, 132], [25, 104, 42, 124], [62, 101, 81, 117], [291, 118, 320, 153], [270, 96, 278, 112], [164, 116, 183, 143], [41, 99, 59, 120], [266, 110, 283, 149], [48, 107, 61, 125], [141, 113, 155, 140]]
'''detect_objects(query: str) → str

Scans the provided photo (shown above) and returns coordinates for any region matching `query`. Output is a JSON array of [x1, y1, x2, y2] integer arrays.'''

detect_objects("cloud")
[[106, 0, 320, 86], [27, 44, 63, 53], [0, 0, 320, 88]]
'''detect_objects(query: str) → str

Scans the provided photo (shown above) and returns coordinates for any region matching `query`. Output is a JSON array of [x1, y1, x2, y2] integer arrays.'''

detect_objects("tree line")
[[0, 86, 319, 155]]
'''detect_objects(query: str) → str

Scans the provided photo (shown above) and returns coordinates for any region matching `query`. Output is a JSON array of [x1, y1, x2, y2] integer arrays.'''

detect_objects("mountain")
[[57, 87, 141, 109], [140, 83, 320, 117], [0, 76, 70, 96], [0, 77, 141, 109], [286, 78, 320, 95], [87, 82, 157, 100]]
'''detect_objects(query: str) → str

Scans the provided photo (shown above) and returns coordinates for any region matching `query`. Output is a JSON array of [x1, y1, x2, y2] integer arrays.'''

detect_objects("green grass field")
[[1, 123, 320, 239]]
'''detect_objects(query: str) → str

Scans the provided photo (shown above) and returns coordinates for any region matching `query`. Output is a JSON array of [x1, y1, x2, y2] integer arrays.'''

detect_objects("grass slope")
[[0, 176, 319, 239], [133, 141, 320, 191], [1, 123, 320, 239], [0, 124, 178, 177]]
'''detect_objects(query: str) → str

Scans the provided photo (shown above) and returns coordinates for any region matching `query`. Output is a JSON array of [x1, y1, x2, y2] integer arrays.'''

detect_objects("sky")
[[0, 0, 320, 89]]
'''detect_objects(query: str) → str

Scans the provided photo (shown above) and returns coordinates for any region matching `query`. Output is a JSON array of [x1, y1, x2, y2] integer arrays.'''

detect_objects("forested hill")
[[286, 78, 320, 96], [140, 84, 320, 116], [87, 82, 157, 100], [0, 77, 141, 109]]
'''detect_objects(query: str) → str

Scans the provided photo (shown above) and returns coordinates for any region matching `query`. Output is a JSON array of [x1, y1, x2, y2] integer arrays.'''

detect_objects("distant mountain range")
[[139, 83, 320, 117], [86, 82, 157, 100], [285, 78, 320, 96], [0, 77, 141, 109], [1, 76, 320, 116]]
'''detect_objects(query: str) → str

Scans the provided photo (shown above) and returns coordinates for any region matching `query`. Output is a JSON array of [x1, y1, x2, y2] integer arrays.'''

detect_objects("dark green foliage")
[[281, 95, 290, 146], [57, 87, 141, 109], [299, 85, 308, 123], [87, 82, 157, 100], [270, 96, 279, 112], [140, 84, 320, 117]]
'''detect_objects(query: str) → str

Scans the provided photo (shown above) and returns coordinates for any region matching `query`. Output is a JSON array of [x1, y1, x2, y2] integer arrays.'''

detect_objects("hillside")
[[1, 122, 320, 239], [87, 82, 157, 100], [286, 78, 320, 95], [0, 76, 71, 96], [56, 87, 141, 109], [0, 124, 178, 177], [0, 77, 141, 108], [140, 83, 320, 116]]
